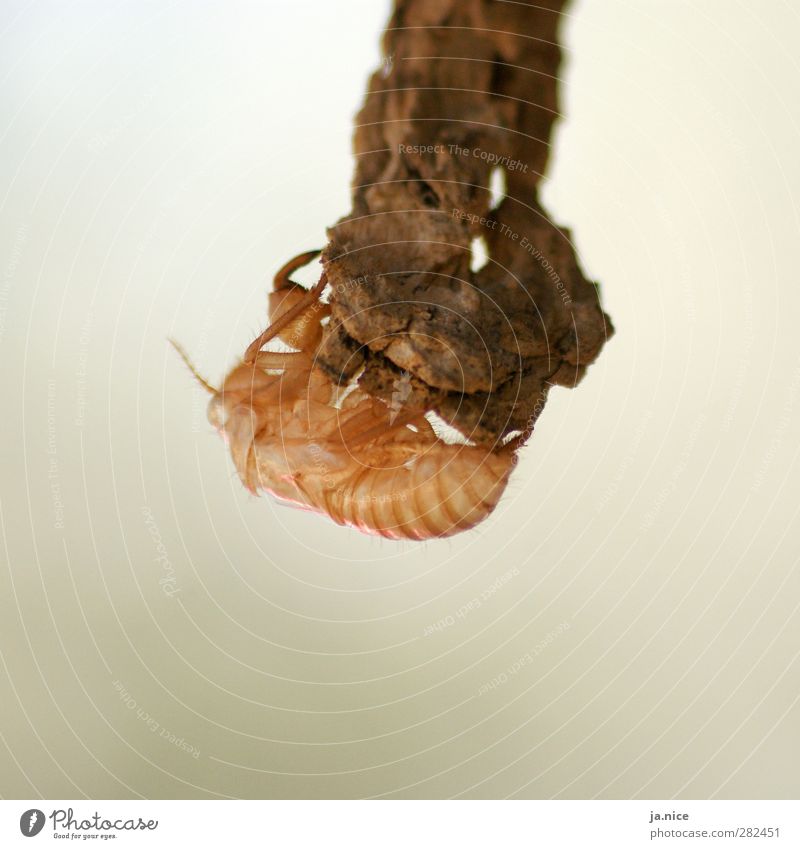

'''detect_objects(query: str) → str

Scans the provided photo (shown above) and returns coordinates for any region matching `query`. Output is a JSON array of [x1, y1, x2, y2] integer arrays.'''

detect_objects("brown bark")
[[318, 0, 613, 445]]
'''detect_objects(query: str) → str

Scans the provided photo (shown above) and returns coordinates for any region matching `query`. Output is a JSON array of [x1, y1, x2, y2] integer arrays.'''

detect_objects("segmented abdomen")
[[215, 363, 517, 540], [316, 444, 515, 540]]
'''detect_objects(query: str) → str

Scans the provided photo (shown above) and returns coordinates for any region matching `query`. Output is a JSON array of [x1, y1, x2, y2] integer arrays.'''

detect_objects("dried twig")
[[318, 0, 613, 444]]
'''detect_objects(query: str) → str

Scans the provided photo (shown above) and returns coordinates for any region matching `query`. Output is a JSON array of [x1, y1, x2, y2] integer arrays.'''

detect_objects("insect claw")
[[273, 249, 323, 291], [502, 430, 529, 451]]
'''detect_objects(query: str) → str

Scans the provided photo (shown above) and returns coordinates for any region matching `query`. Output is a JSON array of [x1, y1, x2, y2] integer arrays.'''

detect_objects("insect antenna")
[[168, 338, 218, 394]]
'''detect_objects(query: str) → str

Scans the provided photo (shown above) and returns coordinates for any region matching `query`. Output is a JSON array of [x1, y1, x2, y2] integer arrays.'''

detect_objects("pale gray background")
[[1, 0, 798, 799]]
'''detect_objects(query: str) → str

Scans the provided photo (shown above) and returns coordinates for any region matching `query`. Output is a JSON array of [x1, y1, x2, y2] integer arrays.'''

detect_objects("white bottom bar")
[[3, 800, 798, 848]]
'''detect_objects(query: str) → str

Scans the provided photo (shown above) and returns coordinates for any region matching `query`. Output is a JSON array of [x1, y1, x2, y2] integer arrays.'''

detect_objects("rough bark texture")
[[318, 0, 613, 445]]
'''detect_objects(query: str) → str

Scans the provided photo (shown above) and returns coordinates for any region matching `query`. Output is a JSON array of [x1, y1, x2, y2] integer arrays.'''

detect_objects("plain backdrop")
[[1, 0, 799, 799]]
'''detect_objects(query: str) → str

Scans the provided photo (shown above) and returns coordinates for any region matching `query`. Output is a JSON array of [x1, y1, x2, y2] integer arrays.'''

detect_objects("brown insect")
[[175, 251, 519, 540]]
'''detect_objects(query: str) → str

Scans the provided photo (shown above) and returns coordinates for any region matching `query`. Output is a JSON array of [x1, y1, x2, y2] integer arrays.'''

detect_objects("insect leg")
[[406, 414, 437, 441], [334, 403, 387, 445], [273, 249, 322, 291], [254, 350, 309, 371], [344, 411, 423, 449], [244, 272, 328, 364]]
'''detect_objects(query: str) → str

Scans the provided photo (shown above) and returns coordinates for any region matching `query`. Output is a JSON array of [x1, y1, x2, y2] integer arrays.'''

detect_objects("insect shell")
[[181, 251, 519, 540]]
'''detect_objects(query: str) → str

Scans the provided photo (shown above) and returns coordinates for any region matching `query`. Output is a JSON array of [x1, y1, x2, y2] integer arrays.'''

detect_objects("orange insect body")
[[201, 251, 518, 540]]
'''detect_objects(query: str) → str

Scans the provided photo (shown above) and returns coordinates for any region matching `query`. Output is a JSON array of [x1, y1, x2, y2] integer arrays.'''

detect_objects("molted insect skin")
[[267, 285, 329, 351], [204, 251, 519, 540], [317, 442, 515, 539], [209, 375, 516, 539]]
